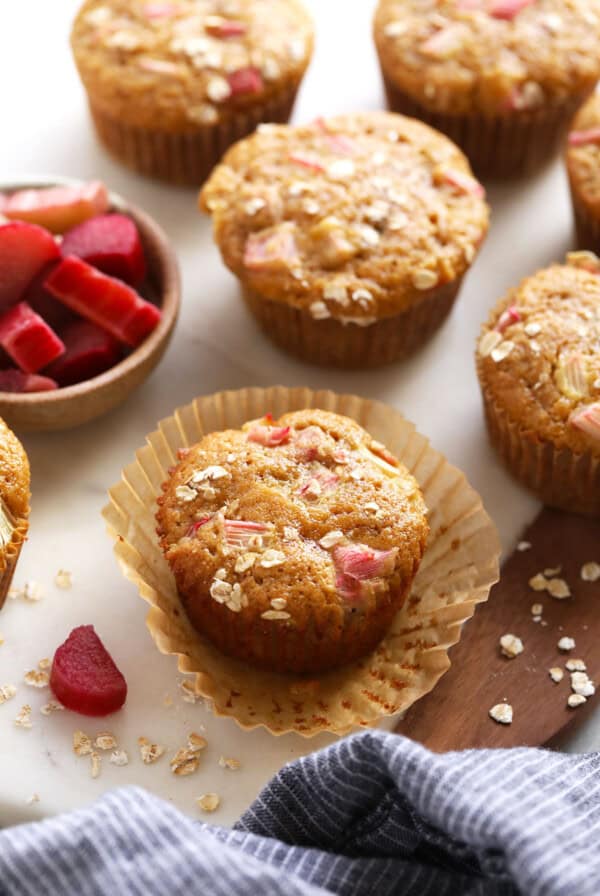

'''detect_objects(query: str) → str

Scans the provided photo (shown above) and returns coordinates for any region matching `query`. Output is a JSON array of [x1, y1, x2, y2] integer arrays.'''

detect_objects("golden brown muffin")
[[71, 0, 314, 185], [156, 409, 429, 674], [374, 0, 600, 178], [476, 254, 600, 514], [566, 93, 600, 253], [0, 419, 30, 610], [200, 112, 488, 367]]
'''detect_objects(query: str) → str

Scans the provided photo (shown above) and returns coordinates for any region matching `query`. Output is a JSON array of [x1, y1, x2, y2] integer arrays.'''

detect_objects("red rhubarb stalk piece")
[[0, 182, 109, 234], [333, 544, 398, 601], [496, 305, 521, 334], [441, 168, 485, 198], [143, 2, 181, 18], [224, 519, 269, 548], [228, 66, 263, 96], [247, 421, 291, 447], [44, 320, 121, 387], [244, 226, 299, 271], [488, 0, 535, 19], [0, 369, 58, 393], [50, 625, 128, 717], [23, 260, 76, 331], [0, 302, 65, 373], [186, 516, 212, 538], [60, 214, 147, 287], [0, 222, 60, 311], [206, 18, 247, 37], [570, 403, 600, 442], [45, 256, 161, 348], [288, 153, 326, 173], [568, 127, 600, 147]]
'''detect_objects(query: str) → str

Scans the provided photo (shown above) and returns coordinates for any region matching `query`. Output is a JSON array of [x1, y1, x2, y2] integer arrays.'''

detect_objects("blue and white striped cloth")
[[1, 730, 599, 896]]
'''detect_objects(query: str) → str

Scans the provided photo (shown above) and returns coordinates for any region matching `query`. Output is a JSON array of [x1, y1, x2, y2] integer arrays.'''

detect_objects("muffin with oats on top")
[[374, 0, 600, 178], [476, 253, 600, 515], [0, 418, 30, 610], [199, 111, 489, 367], [70, 0, 314, 185], [156, 409, 429, 674]]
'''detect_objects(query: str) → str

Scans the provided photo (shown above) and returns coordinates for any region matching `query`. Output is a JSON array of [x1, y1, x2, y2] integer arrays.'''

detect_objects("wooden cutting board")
[[397, 508, 600, 750]]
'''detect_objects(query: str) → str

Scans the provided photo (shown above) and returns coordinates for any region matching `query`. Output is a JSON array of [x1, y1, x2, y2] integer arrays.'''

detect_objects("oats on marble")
[[138, 737, 166, 765], [73, 730, 93, 756], [197, 793, 220, 813], [0, 684, 17, 704], [95, 733, 118, 751], [24, 669, 49, 689], [41, 699, 64, 715], [90, 752, 101, 779], [218, 756, 241, 770], [14, 705, 32, 729], [55, 569, 73, 590], [110, 750, 129, 767]]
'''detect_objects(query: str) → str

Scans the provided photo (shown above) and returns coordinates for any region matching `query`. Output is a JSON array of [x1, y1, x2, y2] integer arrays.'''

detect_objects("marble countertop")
[[0, 0, 596, 830]]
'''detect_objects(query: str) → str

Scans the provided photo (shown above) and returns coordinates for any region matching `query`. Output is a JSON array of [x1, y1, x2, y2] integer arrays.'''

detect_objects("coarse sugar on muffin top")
[[71, 0, 313, 131], [199, 112, 488, 324], [156, 409, 429, 674], [567, 93, 600, 215], [374, 0, 600, 118], [477, 254, 600, 457]]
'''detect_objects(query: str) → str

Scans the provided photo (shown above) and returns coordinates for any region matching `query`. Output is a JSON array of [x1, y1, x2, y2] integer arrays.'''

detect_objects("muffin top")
[[71, 0, 314, 131], [477, 255, 600, 457], [0, 418, 30, 562], [566, 92, 600, 216], [374, 0, 600, 117], [200, 112, 488, 323], [156, 409, 428, 622]]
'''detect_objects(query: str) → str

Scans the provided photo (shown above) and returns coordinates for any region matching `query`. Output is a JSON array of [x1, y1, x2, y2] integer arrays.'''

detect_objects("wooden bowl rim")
[[0, 175, 180, 409]]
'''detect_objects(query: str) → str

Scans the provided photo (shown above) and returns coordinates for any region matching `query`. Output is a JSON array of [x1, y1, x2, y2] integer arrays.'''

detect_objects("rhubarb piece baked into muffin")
[[71, 0, 314, 185], [200, 112, 488, 367], [0, 419, 30, 610], [374, 0, 600, 178], [156, 409, 429, 674], [476, 253, 600, 515], [566, 93, 600, 253]]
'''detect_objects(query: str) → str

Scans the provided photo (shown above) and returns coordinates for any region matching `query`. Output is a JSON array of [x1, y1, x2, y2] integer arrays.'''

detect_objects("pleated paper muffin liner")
[[567, 178, 600, 256], [381, 74, 590, 180], [88, 86, 298, 186], [480, 380, 600, 516], [103, 387, 500, 736], [0, 510, 29, 611], [242, 280, 462, 368]]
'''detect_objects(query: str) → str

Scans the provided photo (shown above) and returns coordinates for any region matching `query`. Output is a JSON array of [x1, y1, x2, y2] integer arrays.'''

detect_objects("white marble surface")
[[0, 0, 596, 830]]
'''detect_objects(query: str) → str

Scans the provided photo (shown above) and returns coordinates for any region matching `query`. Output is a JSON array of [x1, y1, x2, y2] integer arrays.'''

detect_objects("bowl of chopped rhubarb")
[[0, 177, 180, 431]]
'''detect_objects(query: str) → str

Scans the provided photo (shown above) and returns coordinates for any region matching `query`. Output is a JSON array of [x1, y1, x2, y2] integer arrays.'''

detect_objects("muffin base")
[[89, 87, 299, 186], [382, 74, 591, 179], [568, 180, 600, 254], [481, 384, 600, 516], [242, 278, 463, 368]]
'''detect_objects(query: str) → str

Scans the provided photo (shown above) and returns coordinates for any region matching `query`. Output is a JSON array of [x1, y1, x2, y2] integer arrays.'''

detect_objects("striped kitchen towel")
[[1, 730, 599, 896]]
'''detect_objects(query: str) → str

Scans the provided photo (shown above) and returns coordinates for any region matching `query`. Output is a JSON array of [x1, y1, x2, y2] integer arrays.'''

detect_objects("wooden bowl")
[[0, 176, 180, 432]]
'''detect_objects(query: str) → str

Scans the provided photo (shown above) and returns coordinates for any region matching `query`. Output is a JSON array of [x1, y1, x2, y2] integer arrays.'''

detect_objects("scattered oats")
[[235, 552, 258, 574], [106, 31, 142, 51], [170, 733, 207, 776], [188, 732, 207, 749], [261, 610, 291, 621], [41, 699, 64, 715], [24, 669, 49, 689], [73, 730, 93, 756], [54, 569, 72, 590], [491, 340, 515, 363], [138, 737, 166, 764], [384, 20, 407, 37], [328, 159, 356, 179], [179, 679, 199, 703], [517, 541, 532, 552], [22, 581, 43, 602], [349, 467, 363, 481], [95, 733, 118, 751], [540, 12, 562, 32], [558, 637, 576, 652], [524, 322, 541, 337], [356, 224, 380, 247], [319, 530, 345, 549], [191, 466, 230, 484], [323, 282, 349, 305], [271, 597, 288, 610], [479, 330, 502, 358], [262, 57, 281, 80], [206, 76, 231, 103], [310, 300, 331, 320], [197, 793, 220, 813], [566, 659, 587, 672], [531, 603, 543, 616], [90, 752, 101, 779], [489, 703, 513, 725], [352, 288, 374, 308], [412, 269, 438, 291], [215, 568, 227, 580], [544, 566, 561, 577], [14, 705, 32, 729], [365, 501, 381, 513], [110, 749, 129, 767], [187, 104, 218, 125], [85, 6, 111, 26], [571, 671, 595, 697], [568, 694, 587, 708], [529, 573, 548, 592], [260, 549, 286, 569], [581, 562, 600, 582], [547, 578, 571, 600], [218, 756, 241, 770], [529, 339, 541, 354], [500, 634, 523, 658], [38, 658, 50, 670], [175, 485, 197, 503], [210, 576, 233, 603], [244, 197, 266, 216], [0, 684, 17, 704], [26, 793, 40, 805], [549, 667, 564, 683]]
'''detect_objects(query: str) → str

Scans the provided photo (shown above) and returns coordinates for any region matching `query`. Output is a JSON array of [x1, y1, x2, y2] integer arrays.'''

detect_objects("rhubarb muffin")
[[71, 0, 314, 185], [199, 112, 488, 367], [374, 0, 600, 179], [0, 418, 30, 610], [156, 409, 429, 674], [566, 93, 600, 253], [476, 253, 600, 515]]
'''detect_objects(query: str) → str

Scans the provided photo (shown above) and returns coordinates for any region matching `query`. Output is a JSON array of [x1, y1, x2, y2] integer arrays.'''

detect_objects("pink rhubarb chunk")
[[488, 0, 536, 19], [568, 127, 600, 147], [224, 519, 269, 549], [45, 256, 161, 348], [0, 182, 109, 234], [0, 369, 58, 393], [0, 221, 60, 311], [441, 168, 485, 198], [143, 2, 181, 18], [288, 153, 326, 173], [496, 305, 521, 333], [244, 227, 299, 271], [228, 66, 263, 96], [50, 625, 127, 717], [206, 18, 247, 37], [247, 415, 291, 447], [333, 544, 398, 601], [0, 302, 64, 373], [570, 403, 600, 442], [60, 214, 147, 287], [44, 320, 121, 387]]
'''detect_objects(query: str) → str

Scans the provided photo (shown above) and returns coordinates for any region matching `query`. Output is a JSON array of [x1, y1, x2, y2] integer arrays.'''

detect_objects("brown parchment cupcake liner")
[[480, 382, 600, 516], [242, 278, 463, 368], [88, 86, 299, 186], [382, 73, 590, 180], [103, 387, 500, 736], [567, 178, 600, 255], [0, 545, 23, 612]]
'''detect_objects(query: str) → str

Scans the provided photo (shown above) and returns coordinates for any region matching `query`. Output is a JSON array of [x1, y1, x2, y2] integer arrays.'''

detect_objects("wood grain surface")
[[397, 508, 600, 750]]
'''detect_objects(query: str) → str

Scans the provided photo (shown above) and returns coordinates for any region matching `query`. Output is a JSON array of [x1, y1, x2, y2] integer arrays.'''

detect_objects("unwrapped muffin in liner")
[[103, 387, 499, 736]]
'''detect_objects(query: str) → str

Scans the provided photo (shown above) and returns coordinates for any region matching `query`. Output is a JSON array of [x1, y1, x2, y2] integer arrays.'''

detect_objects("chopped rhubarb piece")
[[368, 440, 399, 468], [206, 17, 247, 37], [60, 214, 147, 287], [293, 425, 328, 462], [228, 67, 263, 96], [298, 467, 339, 499], [420, 24, 467, 58], [333, 543, 397, 601], [50, 625, 127, 717], [24, 261, 76, 331], [0, 221, 60, 311], [143, 2, 181, 18], [289, 153, 326, 173], [244, 226, 299, 271], [247, 421, 291, 447], [440, 168, 485, 198], [568, 127, 600, 147], [570, 403, 600, 441], [224, 519, 269, 549], [1, 182, 109, 234], [496, 305, 521, 333], [45, 257, 161, 348], [186, 516, 212, 538], [0, 302, 64, 373], [313, 118, 356, 155], [44, 320, 121, 387], [489, 0, 536, 19], [0, 369, 58, 393]]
